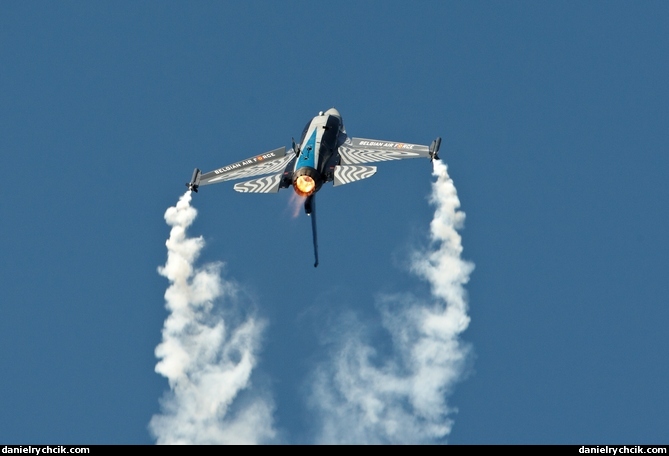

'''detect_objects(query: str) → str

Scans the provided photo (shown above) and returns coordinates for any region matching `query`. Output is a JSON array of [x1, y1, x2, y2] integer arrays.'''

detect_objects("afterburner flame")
[[289, 192, 305, 218], [294, 175, 316, 196]]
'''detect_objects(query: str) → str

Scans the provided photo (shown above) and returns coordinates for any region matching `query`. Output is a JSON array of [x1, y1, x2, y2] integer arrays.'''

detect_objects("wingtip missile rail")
[[186, 168, 201, 193], [429, 137, 442, 162]]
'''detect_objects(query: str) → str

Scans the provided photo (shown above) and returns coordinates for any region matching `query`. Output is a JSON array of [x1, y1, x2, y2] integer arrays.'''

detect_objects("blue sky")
[[1, 1, 668, 444]]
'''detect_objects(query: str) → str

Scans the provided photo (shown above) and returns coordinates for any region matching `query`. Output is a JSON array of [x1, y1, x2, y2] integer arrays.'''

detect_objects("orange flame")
[[294, 175, 316, 196]]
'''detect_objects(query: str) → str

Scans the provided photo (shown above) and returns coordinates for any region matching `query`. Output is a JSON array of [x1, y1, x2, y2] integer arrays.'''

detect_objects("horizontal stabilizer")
[[333, 165, 377, 187], [233, 174, 282, 193]]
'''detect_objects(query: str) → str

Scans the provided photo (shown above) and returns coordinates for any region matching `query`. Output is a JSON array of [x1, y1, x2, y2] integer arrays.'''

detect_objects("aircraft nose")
[[324, 107, 341, 118]]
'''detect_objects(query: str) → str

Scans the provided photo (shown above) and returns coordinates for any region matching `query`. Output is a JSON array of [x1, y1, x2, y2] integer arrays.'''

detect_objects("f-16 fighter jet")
[[187, 108, 441, 267]]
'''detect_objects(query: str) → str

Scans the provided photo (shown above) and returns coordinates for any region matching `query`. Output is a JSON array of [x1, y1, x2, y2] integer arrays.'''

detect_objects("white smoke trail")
[[150, 191, 275, 444], [309, 160, 474, 444]]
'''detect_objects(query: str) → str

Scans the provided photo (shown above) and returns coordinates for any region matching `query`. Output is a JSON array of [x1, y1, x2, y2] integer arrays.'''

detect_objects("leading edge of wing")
[[199, 146, 295, 185]]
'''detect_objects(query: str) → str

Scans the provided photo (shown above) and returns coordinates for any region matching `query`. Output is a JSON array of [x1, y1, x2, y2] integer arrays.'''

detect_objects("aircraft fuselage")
[[291, 108, 345, 197]]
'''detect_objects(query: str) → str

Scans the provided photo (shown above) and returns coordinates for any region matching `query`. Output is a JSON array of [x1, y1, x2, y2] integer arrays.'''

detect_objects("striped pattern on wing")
[[201, 150, 295, 185], [338, 138, 429, 164], [233, 174, 282, 193], [333, 165, 377, 187]]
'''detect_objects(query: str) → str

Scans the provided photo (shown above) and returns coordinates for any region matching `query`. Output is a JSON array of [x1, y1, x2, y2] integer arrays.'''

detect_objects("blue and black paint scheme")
[[284, 108, 346, 197], [187, 108, 441, 267]]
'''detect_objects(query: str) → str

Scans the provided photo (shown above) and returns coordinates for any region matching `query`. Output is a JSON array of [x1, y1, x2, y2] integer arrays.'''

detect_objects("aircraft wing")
[[338, 137, 431, 164], [199, 147, 295, 186]]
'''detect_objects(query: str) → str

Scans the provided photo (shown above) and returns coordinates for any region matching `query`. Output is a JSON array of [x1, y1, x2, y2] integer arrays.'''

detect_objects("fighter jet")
[[187, 108, 441, 267]]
